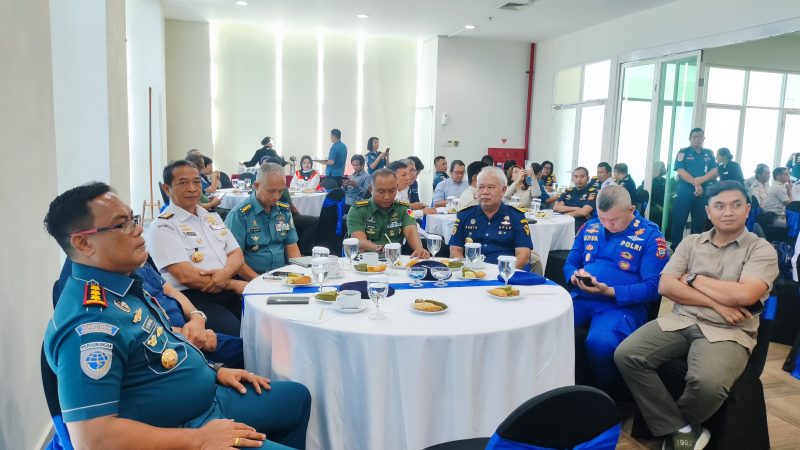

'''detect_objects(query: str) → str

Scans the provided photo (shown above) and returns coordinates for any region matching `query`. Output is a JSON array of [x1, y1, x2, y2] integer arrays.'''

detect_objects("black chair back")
[[495, 385, 619, 448], [636, 188, 650, 214], [238, 172, 255, 184], [314, 189, 347, 255], [219, 171, 233, 189], [320, 176, 340, 191], [750, 195, 761, 210]]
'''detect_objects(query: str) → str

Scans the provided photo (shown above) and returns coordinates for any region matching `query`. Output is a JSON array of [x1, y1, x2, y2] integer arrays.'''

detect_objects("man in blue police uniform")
[[450, 166, 534, 270], [554, 166, 598, 232], [226, 163, 301, 280], [671, 127, 718, 248], [43, 182, 310, 449], [564, 185, 669, 387]]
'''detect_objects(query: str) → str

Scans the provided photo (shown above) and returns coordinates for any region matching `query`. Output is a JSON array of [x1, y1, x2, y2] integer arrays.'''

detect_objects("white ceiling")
[[162, 0, 676, 42]]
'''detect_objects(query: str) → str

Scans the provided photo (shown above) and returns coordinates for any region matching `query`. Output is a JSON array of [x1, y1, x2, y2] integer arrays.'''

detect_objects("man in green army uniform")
[[346, 168, 431, 258], [226, 163, 301, 280]]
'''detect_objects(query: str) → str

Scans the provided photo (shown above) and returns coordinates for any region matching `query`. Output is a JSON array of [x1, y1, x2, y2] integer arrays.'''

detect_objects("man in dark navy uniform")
[[670, 127, 718, 248], [564, 185, 669, 387], [450, 166, 534, 270], [43, 182, 310, 449], [554, 166, 598, 232]]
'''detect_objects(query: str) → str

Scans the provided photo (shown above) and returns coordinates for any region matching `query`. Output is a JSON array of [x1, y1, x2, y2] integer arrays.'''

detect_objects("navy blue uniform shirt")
[[449, 203, 532, 264]]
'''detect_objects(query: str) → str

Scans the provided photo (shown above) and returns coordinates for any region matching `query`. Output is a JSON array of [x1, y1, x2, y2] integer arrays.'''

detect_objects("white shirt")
[[748, 180, 769, 207], [146, 203, 240, 290], [763, 183, 790, 215], [457, 185, 479, 211], [396, 188, 423, 219]]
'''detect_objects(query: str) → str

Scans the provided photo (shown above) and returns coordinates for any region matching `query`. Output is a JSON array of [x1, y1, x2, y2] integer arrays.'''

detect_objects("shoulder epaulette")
[[460, 204, 478, 211], [355, 200, 369, 207], [239, 204, 252, 214], [276, 201, 290, 209], [588, 186, 597, 192], [566, 187, 575, 192], [157, 212, 174, 219], [512, 206, 527, 214], [395, 200, 410, 206]]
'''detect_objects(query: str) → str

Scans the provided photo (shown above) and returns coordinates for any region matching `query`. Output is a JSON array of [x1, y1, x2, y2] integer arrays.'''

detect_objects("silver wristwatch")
[[189, 309, 207, 321]]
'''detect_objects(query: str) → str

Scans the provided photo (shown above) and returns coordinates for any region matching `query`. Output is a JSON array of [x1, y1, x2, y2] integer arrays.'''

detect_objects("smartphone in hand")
[[576, 275, 595, 287]]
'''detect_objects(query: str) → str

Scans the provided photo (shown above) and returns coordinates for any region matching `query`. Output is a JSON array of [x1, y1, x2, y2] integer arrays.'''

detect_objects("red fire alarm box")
[[487, 148, 526, 168]]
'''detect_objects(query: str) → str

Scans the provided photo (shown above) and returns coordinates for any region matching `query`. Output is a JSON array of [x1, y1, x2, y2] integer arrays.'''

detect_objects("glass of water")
[[431, 266, 451, 287], [384, 243, 401, 276], [427, 235, 442, 259], [312, 246, 330, 259], [408, 266, 427, 287], [465, 242, 482, 268], [244, 177, 252, 189], [342, 238, 359, 270], [367, 278, 389, 320], [497, 255, 516, 286], [311, 257, 330, 294], [508, 195, 520, 208]]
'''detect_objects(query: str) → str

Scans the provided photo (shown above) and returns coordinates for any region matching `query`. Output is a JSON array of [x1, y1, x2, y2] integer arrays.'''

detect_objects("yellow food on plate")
[[461, 268, 487, 279], [367, 264, 387, 272], [396, 259, 420, 268], [413, 300, 445, 312], [487, 286, 520, 297], [287, 275, 312, 285]]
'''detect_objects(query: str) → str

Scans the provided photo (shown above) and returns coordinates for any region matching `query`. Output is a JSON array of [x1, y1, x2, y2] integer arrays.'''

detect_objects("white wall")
[[0, 0, 61, 448], [529, 0, 800, 166], [164, 22, 417, 175], [704, 33, 800, 72], [434, 37, 530, 166], [127, 0, 168, 213]]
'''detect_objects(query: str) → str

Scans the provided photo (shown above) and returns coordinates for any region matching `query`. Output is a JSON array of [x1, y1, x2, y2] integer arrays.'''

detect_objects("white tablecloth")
[[215, 189, 327, 217], [425, 213, 576, 270], [242, 259, 574, 450], [289, 191, 327, 217]]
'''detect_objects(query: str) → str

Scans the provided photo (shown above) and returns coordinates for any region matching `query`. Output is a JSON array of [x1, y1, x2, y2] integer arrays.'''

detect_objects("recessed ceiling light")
[[235, 1, 248, 5], [356, 14, 369, 19], [464, 25, 475, 30]]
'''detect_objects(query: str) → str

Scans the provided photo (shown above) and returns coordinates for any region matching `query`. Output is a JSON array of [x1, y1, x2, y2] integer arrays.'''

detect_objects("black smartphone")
[[577, 275, 595, 287], [746, 301, 765, 314], [266, 296, 309, 305], [270, 271, 293, 277]]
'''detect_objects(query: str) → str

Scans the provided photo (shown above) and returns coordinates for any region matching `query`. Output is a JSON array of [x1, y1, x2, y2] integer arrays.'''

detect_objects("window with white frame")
[[703, 66, 800, 177], [549, 60, 611, 183]]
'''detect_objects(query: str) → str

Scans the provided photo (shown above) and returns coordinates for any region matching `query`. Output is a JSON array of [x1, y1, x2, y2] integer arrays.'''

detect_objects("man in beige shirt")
[[614, 180, 778, 450]]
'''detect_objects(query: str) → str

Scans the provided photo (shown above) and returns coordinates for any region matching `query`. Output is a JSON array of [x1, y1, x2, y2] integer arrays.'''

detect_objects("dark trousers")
[[182, 289, 242, 336], [293, 214, 319, 255], [670, 183, 707, 248], [205, 334, 244, 369]]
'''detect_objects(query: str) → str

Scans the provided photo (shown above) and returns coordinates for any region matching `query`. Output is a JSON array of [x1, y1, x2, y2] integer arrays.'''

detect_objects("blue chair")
[[424, 385, 620, 450]]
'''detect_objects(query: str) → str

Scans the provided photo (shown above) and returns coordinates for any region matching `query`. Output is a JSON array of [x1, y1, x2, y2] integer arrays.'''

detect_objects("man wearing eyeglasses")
[[615, 180, 777, 450], [43, 182, 310, 450], [147, 160, 247, 337]]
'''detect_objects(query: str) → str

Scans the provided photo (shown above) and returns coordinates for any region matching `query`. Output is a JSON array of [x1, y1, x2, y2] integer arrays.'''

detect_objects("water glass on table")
[[408, 266, 427, 287], [343, 238, 359, 269], [465, 242, 484, 269], [312, 246, 330, 259], [431, 266, 451, 287], [311, 257, 330, 294], [367, 277, 389, 320], [497, 255, 516, 286], [427, 235, 443, 258], [384, 243, 401, 275]]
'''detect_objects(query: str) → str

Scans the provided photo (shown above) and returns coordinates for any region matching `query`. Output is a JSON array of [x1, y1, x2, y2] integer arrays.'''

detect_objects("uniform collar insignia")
[[71, 262, 135, 298]]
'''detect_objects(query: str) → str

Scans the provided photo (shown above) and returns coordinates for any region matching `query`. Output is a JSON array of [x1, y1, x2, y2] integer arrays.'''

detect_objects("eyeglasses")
[[69, 215, 142, 237]]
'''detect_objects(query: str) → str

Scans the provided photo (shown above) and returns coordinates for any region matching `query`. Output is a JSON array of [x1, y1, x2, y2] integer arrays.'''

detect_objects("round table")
[[241, 259, 574, 450], [288, 190, 327, 217], [425, 213, 576, 270]]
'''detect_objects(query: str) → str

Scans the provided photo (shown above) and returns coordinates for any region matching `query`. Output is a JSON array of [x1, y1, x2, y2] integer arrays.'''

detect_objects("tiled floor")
[[617, 343, 800, 449]]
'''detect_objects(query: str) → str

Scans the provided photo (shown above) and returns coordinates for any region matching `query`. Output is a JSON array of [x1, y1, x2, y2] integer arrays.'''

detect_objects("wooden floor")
[[617, 342, 800, 449]]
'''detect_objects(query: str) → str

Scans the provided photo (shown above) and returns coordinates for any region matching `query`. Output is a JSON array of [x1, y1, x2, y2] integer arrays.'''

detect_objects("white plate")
[[464, 262, 487, 270], [486, 290, 522, 300], [282, 278, 313, 287], [453, 273, 488, 281], [332, 301, 367, 313], [410, 301, 448, 314], [355, 269, 387, 275]]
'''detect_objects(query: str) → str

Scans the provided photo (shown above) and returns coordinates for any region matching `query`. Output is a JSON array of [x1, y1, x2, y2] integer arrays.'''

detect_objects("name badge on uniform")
[[276, 222, 290, 232], [248, 228, 261, 233], [388, 221, 402, 228]]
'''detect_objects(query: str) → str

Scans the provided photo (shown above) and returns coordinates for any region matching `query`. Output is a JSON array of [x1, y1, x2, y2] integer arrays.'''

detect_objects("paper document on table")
[[283, 305, 336, 324]]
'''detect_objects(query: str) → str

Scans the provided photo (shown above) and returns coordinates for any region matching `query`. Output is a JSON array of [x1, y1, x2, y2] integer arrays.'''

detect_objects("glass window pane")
[[746, 71, 783, 108], [622, 64, 655, 100], [706, 67, 745, 105], [703, 108, 741, 155], [740, 108, 779, 177], [618, 100, 652, 177], [577, 105, 605, 173], [554, 67, 581, 104], [550, 107, 577, 183], [785, 74, 800, 109], [781, 113, 800, 167], [582, 60, 610, 101]]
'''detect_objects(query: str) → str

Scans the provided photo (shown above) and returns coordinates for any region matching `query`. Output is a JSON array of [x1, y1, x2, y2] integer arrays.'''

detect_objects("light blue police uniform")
[[563, 212, 669, 386], [44, 262, 310, 449]]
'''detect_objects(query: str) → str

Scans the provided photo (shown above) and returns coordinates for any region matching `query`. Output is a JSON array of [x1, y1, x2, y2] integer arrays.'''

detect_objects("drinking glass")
[[497, 255, 516, 286], [236, 179, 245, 190], [384, 243, 401, 276], [343, 238, 360, 269], [367, 279, 389, 320], [311, 257, 330, 294], [244, 178, 252, 189], [465, 243, 482, 268], [427, 235, 442, 259], [531, 199, 542, 215], [431, 266, 451, 287], [508, 196, 520, 208], [446, 196, 455, 211], [312, 246, 330, 259], [408, 266, 427, 287]]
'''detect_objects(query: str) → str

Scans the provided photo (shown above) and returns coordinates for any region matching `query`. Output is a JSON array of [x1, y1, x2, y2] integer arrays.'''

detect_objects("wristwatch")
[[189, 309, 207, 321], [686, 273, 698, 287]]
